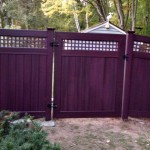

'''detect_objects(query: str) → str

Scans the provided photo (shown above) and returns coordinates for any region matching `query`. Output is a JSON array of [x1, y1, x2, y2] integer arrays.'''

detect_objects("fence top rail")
[[133, 34, 150, 54], [0, 29, 47, 37], [134, 34, 150, 43], [56, 31, 126, 41]]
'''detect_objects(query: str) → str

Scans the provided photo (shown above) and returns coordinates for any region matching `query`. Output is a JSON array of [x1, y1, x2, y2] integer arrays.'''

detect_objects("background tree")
[[135, 0, 150, 36], [0, 0, 150, 36], [0, 0, 10, 28], [80, 0, 110, 22], [41, 0, 82, 31], [81, 0, 138, 31], [1, 0, 48, 29], [41, 0, 98, 32]]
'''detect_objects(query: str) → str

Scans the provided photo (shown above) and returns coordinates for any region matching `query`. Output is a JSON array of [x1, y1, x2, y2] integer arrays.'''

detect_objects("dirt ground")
[[42, 118, 150, 150]]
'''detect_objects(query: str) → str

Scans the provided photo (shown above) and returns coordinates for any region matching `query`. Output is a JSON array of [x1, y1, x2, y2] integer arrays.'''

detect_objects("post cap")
[[127, 31, 135, 34], [47, 28, 55, 31]]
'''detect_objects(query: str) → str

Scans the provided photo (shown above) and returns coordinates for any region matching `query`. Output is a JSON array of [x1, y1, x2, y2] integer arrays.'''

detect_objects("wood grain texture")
[[129, 57, 150, 117], [0, 29, 53, 118], [1, 29, 150, 119], [54, 32, 126, 118]]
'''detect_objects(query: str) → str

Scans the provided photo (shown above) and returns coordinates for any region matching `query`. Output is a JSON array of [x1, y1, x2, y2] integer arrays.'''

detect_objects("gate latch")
[[50, 42, 59, 47], [47, 103, 58, 109], [123, 54, 128, 61]]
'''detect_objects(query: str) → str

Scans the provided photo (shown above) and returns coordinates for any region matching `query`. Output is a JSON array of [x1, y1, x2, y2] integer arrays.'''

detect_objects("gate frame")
[[53, 31, 126, 118], [45, 28, 55, 120], [122, 31, 150, 119], [121, 31, 135, 120]]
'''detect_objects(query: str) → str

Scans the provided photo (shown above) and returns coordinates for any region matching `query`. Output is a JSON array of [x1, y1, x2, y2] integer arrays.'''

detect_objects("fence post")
[[45, 28, 55, 121], [121, 31, 134, 120]]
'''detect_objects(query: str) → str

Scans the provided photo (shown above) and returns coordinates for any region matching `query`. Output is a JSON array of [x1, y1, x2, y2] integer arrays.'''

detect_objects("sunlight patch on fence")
[[0, 36, 47, 49], [133, 41, 150, 53], [63, 40, 118, 51]]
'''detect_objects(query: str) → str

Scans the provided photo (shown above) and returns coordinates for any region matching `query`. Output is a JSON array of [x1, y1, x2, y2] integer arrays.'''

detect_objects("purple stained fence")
[[0, 28, 54, 119], [129, 34, 150, 117], [54, 32, 126, 118], [0, 29, 150, 120], [122, 32, 150, 119]]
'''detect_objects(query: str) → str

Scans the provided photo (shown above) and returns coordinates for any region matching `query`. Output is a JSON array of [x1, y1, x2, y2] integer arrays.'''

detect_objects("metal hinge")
[[50, 42, 59, 47], [123, 54, 128, 61], [47, 103, 58, 109]]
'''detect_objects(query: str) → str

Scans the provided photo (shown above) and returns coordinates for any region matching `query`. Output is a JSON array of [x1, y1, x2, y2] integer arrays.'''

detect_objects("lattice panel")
[[63, 40, 118, 51], [0, 36, 47, 49], [133, 41, 150, 53]]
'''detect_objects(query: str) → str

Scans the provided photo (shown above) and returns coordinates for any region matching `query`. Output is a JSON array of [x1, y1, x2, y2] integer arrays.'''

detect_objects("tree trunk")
[[73, 12, 80, 32], [0, 15, 5, 28], [85, 9, 89, 29], [113, 0, 120, 22], [73, 4, 80, 32], [94, 0, 107, 21], [124, 0, 130, 29], [132, 0, 138, 31], [117, 0, 124, 29]]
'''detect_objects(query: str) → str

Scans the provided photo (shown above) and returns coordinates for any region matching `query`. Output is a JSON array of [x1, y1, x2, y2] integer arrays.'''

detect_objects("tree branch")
[[117, 0, 124, 29], [124, 0, 130, 29], [132, 0, 138, 31]]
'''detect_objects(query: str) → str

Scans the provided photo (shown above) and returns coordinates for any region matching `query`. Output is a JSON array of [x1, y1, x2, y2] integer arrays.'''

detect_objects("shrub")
[[0, 111, 61, 150]]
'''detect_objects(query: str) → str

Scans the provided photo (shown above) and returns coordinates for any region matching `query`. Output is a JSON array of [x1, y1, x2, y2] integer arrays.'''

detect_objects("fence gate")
[[0, 28, 54, 120], [1, 29, 150, 119], [54, 32, 126, 118], [122, 32, 150, 119]]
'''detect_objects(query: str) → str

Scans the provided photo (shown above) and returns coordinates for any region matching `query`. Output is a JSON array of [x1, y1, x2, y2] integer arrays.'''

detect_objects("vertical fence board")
[[60, 56, 68, 111], [103, 59, 117, 111], [39, 56, 47, 111], [16, 55, 24, 111], [0, 55, 1, 109], [8, 55, 16, 111], [115, 38, 126, 114], [30, 55, 39, 111], [0, 55, 9, 110], [129, 56, 150, 117], [84, 57, 90, 111], [23, 55, 32, 111]]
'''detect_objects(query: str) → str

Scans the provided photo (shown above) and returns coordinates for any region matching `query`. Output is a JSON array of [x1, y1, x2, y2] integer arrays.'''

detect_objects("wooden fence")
[[0, 29, 150, 120], [122, 32, 150, 119], [0, 28, 54, 119], [54, 32, 126, 118]]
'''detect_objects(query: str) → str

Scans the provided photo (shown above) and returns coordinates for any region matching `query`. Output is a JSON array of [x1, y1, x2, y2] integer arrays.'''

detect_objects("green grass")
[[136, 131, 150, 150]]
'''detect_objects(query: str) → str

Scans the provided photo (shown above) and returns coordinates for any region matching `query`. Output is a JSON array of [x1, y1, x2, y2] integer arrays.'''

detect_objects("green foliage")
[[41, 0, 98, 31], [135, 0, 150, 36], [1, 0, 150, 35], [0, 111, 61, 150], [46, 12, 77, 32], [0, 110, 19, 137], [2, 0, 48, 29], [137, 136, 150, 150]]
